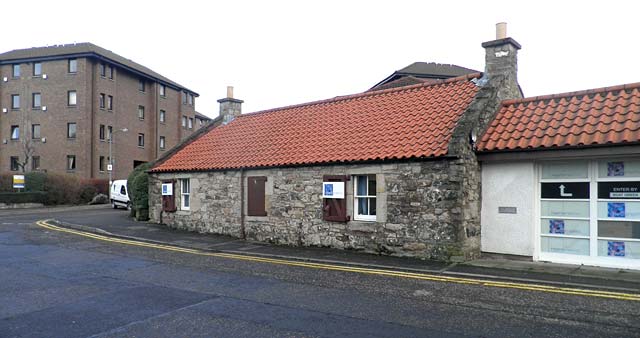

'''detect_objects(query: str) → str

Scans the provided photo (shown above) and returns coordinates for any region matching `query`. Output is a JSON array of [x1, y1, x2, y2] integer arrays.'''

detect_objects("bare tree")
[[16, 136, 34, 173]]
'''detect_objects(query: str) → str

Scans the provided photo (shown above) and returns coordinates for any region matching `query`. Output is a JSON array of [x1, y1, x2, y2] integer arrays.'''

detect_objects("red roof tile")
[[478, 82, 640, 152], [152, 73, 481, 172]]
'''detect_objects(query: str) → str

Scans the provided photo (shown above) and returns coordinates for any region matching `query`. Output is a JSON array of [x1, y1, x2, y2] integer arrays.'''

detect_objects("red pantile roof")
[[152, 73, 481, 172], [479, 82, 640, 152]]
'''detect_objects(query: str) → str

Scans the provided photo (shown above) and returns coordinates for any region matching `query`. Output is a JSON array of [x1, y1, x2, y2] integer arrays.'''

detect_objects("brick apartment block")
[[0, 43, 210, 180]]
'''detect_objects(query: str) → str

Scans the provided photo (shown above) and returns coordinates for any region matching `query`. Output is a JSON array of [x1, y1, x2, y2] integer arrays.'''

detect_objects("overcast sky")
[[4, 0, 640, 117]]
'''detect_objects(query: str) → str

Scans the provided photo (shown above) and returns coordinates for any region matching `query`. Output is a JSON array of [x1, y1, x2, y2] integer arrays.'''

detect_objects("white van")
[[110, 180, 130, 209]]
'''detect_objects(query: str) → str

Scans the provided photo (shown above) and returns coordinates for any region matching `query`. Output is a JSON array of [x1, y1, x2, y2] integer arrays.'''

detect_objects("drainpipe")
[[239, 167, 246, 239]]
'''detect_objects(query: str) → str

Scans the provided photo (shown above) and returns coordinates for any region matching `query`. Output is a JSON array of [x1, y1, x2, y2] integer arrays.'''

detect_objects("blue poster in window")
[[549, 220, 565, 234], [324, 184, 333, 197], [608, 241, 625, 257], [607, 202, 625, 218], [607, 162, 624, 176]]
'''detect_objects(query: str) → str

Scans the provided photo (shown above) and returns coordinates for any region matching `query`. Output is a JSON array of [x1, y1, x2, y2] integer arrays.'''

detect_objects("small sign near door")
[[598, 181, 640, 199], [322, 182, 345, 199], [161, 183, 173, 196], [541, 182, 589, 199]]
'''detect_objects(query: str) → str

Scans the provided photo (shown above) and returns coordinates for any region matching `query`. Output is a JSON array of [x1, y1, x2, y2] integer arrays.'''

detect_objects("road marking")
[[35, 219, 640, 302]]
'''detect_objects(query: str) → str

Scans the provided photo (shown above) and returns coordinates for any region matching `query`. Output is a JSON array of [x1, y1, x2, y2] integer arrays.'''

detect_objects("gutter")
[[239, 167, 246, 239]]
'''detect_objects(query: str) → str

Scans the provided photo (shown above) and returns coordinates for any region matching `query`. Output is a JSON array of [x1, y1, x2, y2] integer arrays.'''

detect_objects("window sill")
[[68, 72, 77, 75], [138, 146, 145, 149], [32, 75, 42, 79], [32, 107, 41, 111], [138, 118, 145, 121], [11, 108, 20, 111], [353, 216, 377, 222], [68, 105, 77, 108], [246, 215, 268, 221]]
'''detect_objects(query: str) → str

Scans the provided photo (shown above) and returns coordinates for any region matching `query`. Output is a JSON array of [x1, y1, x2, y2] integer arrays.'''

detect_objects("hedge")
[[0, 172, 108, 205], [0, 192, 47, 204]]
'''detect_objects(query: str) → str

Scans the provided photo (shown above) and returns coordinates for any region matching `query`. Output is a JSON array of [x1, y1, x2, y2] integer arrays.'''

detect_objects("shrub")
[[0, 173, 13, 192], [127, 163, 152, 221], [44, 173, 82, 205], [25, 172, 46, 192], [82, 178, 109, 195]]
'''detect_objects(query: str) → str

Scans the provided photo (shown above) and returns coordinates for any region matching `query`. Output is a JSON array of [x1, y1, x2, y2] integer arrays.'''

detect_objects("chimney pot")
[[496, 22, 507, 39], [227, 86, 234, 99]]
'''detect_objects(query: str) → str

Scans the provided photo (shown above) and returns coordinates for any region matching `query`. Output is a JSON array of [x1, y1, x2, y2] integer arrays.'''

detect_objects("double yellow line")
[[35, 219, 640, 302]]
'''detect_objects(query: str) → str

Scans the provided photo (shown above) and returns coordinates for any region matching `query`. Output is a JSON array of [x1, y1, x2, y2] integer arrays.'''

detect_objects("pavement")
[[6, 204, 640, 293]]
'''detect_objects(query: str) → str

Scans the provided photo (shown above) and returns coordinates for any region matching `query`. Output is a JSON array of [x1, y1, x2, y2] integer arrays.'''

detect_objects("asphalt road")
[[1, 207, 639, 337]]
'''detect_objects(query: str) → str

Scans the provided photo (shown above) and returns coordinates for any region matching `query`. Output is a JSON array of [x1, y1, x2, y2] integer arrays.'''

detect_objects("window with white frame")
[[539, 159, 640, 261], [354, 174, 377, 221], [181, 178, 190, 210]]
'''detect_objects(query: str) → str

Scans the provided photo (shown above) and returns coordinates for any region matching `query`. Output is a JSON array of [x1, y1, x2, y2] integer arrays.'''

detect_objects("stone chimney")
[[480, 22, 522, 99], [218, 86, 243, 124]]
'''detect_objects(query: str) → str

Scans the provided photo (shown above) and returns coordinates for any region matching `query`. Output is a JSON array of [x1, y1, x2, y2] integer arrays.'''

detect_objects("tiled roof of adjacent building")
[[478, 82, 640, 152], [195, 112, 211, 121], [370, 62, 478, 91], [151, 73, 482, 172], [0, 43, 197, 94]]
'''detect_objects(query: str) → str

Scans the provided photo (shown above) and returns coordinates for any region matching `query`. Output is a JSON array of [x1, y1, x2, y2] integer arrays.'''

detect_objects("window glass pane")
[[33, 93, 41, 107], [358, 197, 368, 215], [69, 59, 77, 73], [12, 95, 20, 108], [13, 64, 20, 77], [368, 176, 376, 196], [32, 125, 40, 138], [598, 220, 640, 239], [68, 123, 76, 138], [540, 218, 589, 236], [369, 198, 376, 215], [356, 176, 367, 196], [68, 156, 76, 169], [541, 237, 589, 255], [541, 201, 589, 218], [541, 161, 588, 179], [597, 201, 640, 220], [34, 62, 42, 75], [598, 240, 640, 259], [11, 126, 19, 139], [69, 91, 77, 105], [598, 159, 640, 178]]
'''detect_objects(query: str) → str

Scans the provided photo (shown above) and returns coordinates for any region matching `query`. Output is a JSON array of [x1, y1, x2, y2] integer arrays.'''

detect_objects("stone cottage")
[[148, 25, 523, 260]]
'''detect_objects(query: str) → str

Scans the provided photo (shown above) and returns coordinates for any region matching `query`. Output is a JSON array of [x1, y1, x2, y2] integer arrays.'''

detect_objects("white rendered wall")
[[481, 161, 535, 256]]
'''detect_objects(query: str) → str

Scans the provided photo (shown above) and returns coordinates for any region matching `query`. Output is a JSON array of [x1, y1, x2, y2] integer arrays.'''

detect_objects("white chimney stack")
[[227, 86, 234, 99], [496, 22, 507, 39]]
